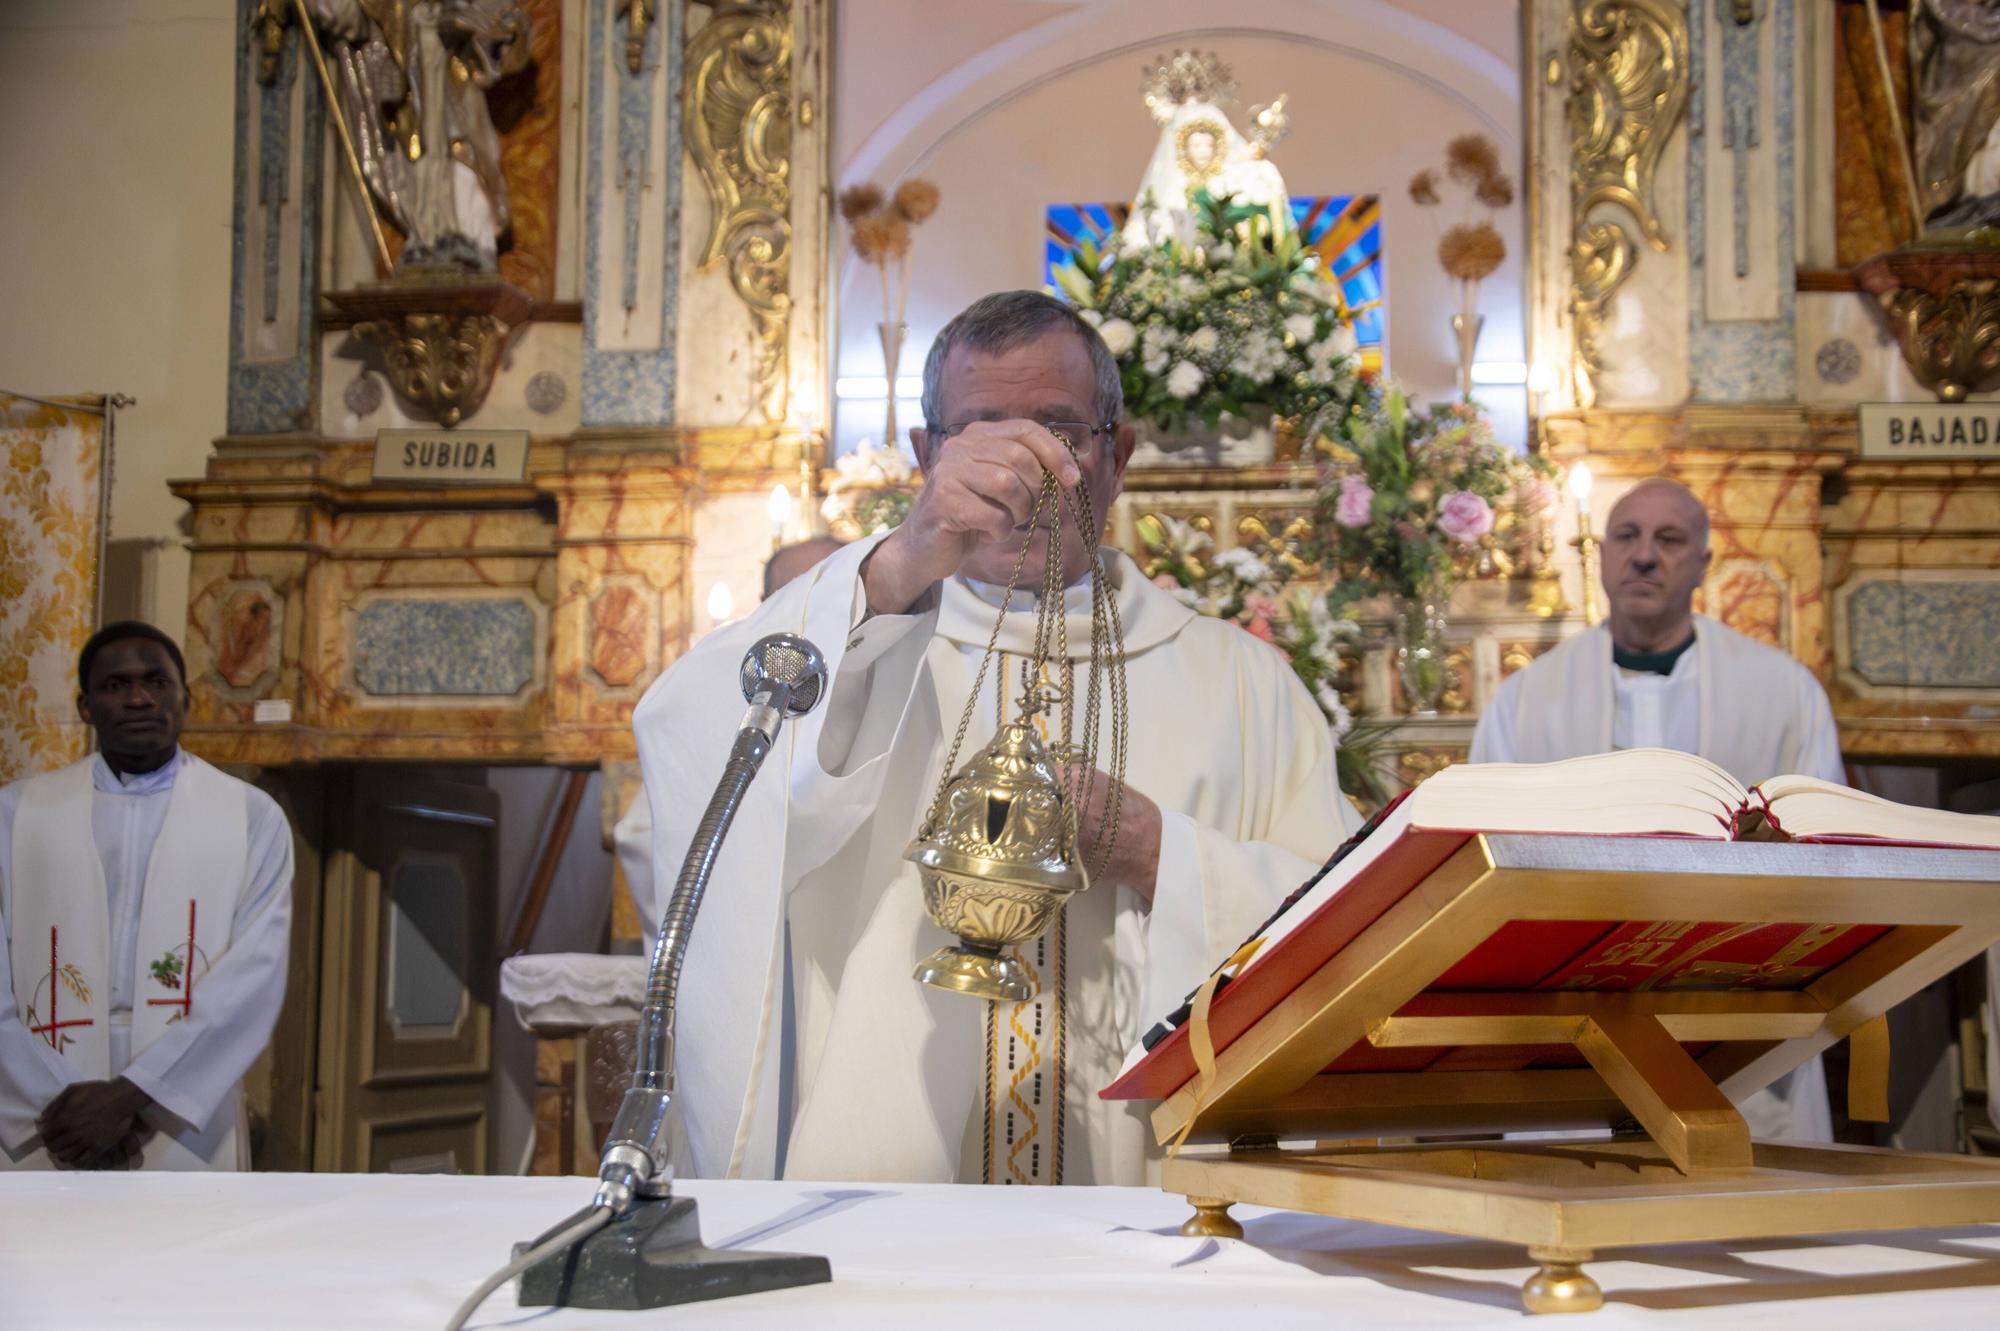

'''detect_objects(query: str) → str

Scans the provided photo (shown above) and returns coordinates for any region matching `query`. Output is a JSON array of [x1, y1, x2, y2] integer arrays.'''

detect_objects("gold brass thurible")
[[907, 432, 1130, 1002]]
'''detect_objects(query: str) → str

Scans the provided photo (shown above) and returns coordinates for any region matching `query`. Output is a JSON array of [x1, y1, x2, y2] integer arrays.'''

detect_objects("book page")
[[1757, 775, 2000, 848]]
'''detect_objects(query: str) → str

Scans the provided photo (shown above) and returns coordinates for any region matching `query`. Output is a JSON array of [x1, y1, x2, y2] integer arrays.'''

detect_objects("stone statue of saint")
[[1913, 0, 2000, 232], [307, 0, 531, 272]]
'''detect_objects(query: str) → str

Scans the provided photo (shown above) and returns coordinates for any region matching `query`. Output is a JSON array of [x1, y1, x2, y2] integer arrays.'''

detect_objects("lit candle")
[[766, 483, 795, 551], [1566, 458, 1594, 516], [706, 579, 735, 626]]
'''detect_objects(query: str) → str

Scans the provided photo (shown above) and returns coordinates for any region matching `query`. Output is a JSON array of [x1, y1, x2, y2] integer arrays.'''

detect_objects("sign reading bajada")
[[1858, 403, 2000, 459], [372, 429, 530, 483]]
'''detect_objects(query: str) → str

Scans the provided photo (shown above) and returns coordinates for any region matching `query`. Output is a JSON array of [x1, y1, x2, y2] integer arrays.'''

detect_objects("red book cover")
[[1102, 832, 1893, 1104], [1100, 825, 1471, 1102]]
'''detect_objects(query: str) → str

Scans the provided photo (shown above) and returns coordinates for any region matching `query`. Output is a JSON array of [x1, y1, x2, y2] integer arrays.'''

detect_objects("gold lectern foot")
[[1180, 1196, 1244, 1240], [913, 945, 1032, 1002], [1522, 1246, 1602, 1314]]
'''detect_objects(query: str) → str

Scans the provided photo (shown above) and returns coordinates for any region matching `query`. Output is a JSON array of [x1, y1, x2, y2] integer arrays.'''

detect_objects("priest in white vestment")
[[1, 623, 292, 1170], [1471, 478, 1843, 1141], [632, 292, 1357, 1186]]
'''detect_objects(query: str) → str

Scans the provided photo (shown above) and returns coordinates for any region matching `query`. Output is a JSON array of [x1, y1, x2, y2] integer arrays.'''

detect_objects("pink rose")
[[1518, 477, 1557, 516], [1436, 489, 1495, 545], [1152, 573, 1181, 591], [1243, 593, 1281, 622], [1243, 614, 1276, 643], [1333, 473, 1374, 528]]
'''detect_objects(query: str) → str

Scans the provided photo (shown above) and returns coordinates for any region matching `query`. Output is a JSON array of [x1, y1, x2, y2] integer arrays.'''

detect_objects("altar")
[[4, 1172, 1998, 1330], [8, 0, 2000, 1252]]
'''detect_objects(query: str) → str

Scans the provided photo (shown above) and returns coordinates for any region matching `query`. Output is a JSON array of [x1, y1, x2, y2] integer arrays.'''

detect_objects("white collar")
[[91, 747, 183, 795], [934, 548, 1195, 658]]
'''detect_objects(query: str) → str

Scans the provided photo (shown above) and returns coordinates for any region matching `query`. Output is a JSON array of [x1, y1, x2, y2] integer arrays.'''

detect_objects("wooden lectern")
[[1118, 835, 2000, 1313]]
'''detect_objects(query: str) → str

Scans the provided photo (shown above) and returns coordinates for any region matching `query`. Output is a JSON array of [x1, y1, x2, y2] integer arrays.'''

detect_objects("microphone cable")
[[441, 1204, 612, 1331]]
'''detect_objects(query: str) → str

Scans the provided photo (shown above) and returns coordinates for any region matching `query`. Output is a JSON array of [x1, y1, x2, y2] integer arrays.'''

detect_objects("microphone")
[[604, 634, 829, 1207], [451, 635, 833, 1327]]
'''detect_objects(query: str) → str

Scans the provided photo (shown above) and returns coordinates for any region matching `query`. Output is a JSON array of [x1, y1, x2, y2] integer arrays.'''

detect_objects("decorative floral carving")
[[1815, 337, 1862, 385], [1877, 281, 2000, 403], [330, 280, 533, 427], [525, 371, 567, 414], [686, 0, 794, 423], [1855, 250, 2000, 402], [1565, 0, 1691, 407], [1397, 748, 1464, 787]]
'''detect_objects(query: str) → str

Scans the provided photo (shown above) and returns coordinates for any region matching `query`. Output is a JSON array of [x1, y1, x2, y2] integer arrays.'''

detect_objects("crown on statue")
[[1141, 49, 1237, 124]]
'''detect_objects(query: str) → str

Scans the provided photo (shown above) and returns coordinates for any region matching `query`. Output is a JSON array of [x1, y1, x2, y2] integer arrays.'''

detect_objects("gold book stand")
[[1147, 834, 2000, 1314]]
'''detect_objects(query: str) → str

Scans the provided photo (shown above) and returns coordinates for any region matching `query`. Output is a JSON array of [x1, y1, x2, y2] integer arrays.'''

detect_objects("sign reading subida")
[[1859, 403, 2000, 460], [372, 429, 531, 483]]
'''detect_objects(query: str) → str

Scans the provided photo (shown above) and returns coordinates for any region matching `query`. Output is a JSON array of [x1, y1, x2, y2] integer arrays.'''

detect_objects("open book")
[[1102, 748, 2000, 1103]]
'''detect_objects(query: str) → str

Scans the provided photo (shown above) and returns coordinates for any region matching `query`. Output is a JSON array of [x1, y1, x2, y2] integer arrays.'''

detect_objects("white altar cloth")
[[4, 1172, 1999, 1329]]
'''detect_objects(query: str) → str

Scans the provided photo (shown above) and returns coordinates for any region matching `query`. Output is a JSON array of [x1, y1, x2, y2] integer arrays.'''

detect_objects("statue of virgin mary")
[[1120, 51, 1293, 249]]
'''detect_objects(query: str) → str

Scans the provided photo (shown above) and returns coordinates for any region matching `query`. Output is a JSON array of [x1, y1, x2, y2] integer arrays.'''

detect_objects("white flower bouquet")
[[1051, 190, 1371, 440]]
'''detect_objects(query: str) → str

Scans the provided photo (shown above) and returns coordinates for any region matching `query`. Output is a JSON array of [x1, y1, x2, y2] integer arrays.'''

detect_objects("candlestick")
[[1566, 462, 1601, 627]]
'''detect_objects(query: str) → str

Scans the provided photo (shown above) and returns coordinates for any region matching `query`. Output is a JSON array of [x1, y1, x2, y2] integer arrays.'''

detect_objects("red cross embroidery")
[[27, 926, 93, 1049], [146, 900, 198, 1020]]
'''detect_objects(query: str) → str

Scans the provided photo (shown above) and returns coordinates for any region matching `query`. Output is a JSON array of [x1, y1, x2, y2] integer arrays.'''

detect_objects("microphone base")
[[514, 1196, 832, 1310]]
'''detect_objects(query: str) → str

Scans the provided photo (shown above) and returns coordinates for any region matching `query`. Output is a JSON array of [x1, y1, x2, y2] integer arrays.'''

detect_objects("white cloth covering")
[[0, 751, 292, 1169], [498, 953, 645, 1031], [631, 534, 1357, 1186], [4, 1172, 1999, 1331], [1470, 617, 1845, 1142]]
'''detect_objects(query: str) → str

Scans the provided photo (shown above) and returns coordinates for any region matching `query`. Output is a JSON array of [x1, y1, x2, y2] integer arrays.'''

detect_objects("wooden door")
[[314, 770, 498, 1173]]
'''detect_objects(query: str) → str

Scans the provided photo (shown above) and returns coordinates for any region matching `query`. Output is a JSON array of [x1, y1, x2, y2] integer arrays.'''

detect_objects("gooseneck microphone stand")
[[444, 634, 831, 1330]]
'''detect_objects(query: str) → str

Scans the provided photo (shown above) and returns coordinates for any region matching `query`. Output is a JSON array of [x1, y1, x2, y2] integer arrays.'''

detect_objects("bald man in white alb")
[[1472, 477, 1844, 1141]]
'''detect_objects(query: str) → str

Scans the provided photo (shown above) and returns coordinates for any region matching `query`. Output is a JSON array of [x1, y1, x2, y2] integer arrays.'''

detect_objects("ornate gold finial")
[[1141, 50, 1237, 124], [616, 0, 656, 76], [251, 0, 290, 86]]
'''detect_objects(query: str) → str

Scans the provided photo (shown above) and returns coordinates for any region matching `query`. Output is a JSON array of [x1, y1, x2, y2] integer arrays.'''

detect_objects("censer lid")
[[905, 718, 1089, 896]]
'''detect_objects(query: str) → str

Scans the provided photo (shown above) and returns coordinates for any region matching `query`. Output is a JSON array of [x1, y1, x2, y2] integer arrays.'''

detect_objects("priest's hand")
[[37, 1077, 153, 1169], [1063, 764, 1162, 905], [863, 421, 1082, 615]]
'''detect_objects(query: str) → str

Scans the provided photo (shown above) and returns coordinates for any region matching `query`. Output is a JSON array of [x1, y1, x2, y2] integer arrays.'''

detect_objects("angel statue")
[[305, 0, 532, 272], [1120, 50, 1292, 250]]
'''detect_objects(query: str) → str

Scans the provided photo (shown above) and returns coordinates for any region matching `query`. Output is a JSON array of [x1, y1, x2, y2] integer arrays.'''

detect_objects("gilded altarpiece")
[[182, 0, 833, 1172], [1529, 0, 2000, 774]]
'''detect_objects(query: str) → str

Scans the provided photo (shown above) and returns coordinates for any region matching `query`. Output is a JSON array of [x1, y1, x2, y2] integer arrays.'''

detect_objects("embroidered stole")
[[8, 755, 249, 1078], [979, 655, 1070, 1186]]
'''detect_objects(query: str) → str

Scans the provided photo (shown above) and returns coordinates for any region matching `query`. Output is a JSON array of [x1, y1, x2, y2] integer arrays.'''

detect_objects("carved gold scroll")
[[1565, 0, 1690, 408], [686, 0, 794, 424]]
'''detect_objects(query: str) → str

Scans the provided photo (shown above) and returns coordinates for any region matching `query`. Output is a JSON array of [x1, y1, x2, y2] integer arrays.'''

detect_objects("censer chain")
[[918, 439, 1129, 884]]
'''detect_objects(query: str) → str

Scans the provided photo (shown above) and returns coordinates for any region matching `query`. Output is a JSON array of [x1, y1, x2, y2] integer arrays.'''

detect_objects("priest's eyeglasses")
[[928, 419, 1118, 451]]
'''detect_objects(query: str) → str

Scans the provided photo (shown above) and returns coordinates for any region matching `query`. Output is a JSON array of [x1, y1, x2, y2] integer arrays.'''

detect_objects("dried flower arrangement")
[[1409, 134, 1515, 396], [840, 179, 941, 449]]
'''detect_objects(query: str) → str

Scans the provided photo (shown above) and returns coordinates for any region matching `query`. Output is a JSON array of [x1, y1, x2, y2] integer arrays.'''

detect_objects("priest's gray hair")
[[920, 290, 1124, 430]]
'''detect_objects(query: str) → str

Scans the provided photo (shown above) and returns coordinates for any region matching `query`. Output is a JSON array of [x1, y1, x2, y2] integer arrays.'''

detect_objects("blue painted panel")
[[1846, 581, 2000, 689]]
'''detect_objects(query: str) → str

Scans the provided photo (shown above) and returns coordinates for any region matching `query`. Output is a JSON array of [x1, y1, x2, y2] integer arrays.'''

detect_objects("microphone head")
[[740, 634, 828, 716]]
